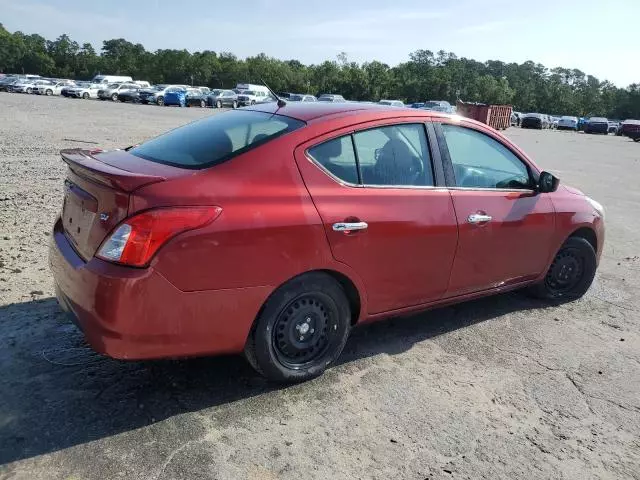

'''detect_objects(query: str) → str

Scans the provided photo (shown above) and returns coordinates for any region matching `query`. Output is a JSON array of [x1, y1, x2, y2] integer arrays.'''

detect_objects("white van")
[[235, 83, 273, 106], [91, 75, 133, 84], [133, 80, 151, 88]]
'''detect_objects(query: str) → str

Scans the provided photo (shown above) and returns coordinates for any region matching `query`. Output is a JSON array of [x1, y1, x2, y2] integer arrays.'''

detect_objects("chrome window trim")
[[447, 186, 536, 193], [304, 151, 362, 188]]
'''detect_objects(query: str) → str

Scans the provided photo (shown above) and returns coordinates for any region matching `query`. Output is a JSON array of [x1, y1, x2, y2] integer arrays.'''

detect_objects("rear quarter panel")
[[130, 131, 369, 316]]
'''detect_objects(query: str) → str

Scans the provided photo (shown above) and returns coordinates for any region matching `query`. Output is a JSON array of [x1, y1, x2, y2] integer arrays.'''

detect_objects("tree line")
[[1, 24, 639, 119]]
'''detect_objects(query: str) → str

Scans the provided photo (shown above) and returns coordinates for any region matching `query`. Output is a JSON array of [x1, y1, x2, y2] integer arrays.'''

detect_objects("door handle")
[[332, 222, 368, 232], [467, 213, 492, 224]]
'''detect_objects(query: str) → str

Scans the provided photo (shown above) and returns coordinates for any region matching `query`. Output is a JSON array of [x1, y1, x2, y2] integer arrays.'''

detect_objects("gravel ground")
[[0, 93, 639, 480]]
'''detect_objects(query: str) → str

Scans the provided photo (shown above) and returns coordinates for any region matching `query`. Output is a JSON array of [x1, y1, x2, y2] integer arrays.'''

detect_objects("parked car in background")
[[117, 89, 142, 103], [11, 79, 52, 94], [207, 89, 238, 108], [549, 116, 560, 129], [511, 111, 523, 126], [185, 88, 208, 107], [133, 80, 151, 88], [318, 94, 346, 102], [607, 121, 620, 134], [584, 117, 609, 134], [288, 94, 317, 102], [557, 116, 579, 131], [619, 119, 640, 141], [0, 77, 20, 92], [577, 117, 588, 131], [237, 89, 273, 106], [409, 102, 425, 109], [378, 99, 404, 107], [196, 86, 210, 94], [138, 85, 188, 106], [423, 100, 454, 113], [163, 87, 187, 107], [35, 81, 75, 96], [520, 113, 546, 129], [66, 83, 101, 99], [49, 102, 604, 383], [98, 83, 139, 101]]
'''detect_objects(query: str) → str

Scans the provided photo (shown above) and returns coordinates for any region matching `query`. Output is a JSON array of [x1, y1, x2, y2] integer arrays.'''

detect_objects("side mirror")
[[538, 171, 560, 193]]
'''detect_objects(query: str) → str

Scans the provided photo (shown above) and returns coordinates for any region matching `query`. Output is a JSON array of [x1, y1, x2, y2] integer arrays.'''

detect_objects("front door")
[[436, 122, 556, 296], [295, 121, 458, 314]]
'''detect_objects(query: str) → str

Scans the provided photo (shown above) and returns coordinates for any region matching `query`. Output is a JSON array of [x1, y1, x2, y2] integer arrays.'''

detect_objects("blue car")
[[410, 102, 425, 109], [163, 87, 187, 107]]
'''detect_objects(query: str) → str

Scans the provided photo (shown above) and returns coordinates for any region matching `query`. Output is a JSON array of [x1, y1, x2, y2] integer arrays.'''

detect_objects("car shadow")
[[0, 292, 550, 465]]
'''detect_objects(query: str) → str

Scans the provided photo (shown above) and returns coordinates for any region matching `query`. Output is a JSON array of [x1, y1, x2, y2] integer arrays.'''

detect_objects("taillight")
[[96, 207, 221, 267]]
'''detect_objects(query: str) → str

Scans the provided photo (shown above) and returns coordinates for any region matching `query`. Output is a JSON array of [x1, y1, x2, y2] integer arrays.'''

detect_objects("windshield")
[[130, 110, 305, 169], [289, 94, 303, 101], [166, 87, 185, 93], [590, 117, 607, 122], [318, 96, 333, 101], [209, 89, 222, 95], [242, 91, 255, 95], [106, 83, 120, 89]]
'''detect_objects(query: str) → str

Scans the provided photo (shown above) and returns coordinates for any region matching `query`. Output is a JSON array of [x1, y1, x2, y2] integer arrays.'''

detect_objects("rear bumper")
[[49, 218, 270, 360]]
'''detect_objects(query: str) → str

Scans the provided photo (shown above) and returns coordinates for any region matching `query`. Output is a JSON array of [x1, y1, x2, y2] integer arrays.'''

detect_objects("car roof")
[[246, 101, 453, 123]]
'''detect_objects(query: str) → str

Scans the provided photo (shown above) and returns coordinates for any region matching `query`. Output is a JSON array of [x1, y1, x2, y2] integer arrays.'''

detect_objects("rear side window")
[[130, 111, 305, 169], [308, 137, 359, 184]]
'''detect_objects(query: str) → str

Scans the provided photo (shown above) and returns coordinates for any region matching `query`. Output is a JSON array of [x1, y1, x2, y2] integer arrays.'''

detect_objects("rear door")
[[434, 121, 555, 296], [295, 119, 458, 315]]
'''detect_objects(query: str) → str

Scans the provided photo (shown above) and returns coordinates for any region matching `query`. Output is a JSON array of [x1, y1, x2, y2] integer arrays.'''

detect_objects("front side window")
[[354, 124, 433, 187], [441, 124, 531, 189], [130, 110, 304, 169]]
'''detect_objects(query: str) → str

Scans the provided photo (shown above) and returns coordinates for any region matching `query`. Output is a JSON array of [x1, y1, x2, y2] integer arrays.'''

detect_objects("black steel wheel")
[[245, 272, 352, 382], [527, 236, 597, 300]]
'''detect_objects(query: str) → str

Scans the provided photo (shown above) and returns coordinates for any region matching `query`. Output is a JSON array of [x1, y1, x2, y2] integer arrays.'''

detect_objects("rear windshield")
[[130, 110, 305, 169]]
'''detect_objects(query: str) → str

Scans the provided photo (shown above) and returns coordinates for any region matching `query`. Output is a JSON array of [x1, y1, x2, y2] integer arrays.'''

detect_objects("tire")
[[250, 100, 256, 105], [200, 99, 205, 108], [244, 272, 352, 383], [216, 100, 222, 109], [232, 100, 237, 109], [82, 92, 89, 99], [634, 138, 640, 143], [111, 93, 118, 102], [527, 237, 597, 301], [157, 96, 164, 106], [46, 89, 53, 96], [26, 88, 32, 94]]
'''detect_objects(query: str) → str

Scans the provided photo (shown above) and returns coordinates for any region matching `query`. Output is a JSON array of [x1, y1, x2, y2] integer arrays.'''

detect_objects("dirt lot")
[[0, 93, 638, 480]]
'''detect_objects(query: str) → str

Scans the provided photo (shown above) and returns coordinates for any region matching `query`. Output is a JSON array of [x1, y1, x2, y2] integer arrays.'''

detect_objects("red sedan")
[[49, 102, 605, 382]]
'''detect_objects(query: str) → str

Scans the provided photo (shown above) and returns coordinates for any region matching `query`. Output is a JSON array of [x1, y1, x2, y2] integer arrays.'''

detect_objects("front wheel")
[[156, 96, 164, 106], [216, 100, 222, 108], [200, 99, 206, 108], [527, 237, 597, 301], [82, 92, 89, 99], [26, 88, 32, 94], [245, 272, 352, 383], [46, 89, 53, 96], [111, 93, 118, 101], [634, 138, 640, 142], [232, 100, 237, 109]]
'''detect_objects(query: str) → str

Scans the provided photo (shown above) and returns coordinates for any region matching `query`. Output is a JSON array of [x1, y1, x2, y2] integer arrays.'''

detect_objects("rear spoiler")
[[61, 149, 166, 192]]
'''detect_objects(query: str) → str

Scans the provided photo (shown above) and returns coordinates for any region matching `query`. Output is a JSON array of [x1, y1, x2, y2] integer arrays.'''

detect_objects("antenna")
[[261, 78, 286, 108]]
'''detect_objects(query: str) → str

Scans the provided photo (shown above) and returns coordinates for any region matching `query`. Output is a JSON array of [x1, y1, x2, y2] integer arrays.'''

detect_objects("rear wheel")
[[245, 272, 351, 383], [527, 237, 597, 300]]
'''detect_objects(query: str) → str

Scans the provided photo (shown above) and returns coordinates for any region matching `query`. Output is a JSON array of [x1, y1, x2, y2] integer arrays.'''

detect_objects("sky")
[[1, 0, 639, 86]]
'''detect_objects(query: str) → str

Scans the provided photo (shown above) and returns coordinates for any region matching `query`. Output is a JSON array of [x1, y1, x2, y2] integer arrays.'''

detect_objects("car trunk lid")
[[60, 148, 168, 261]]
